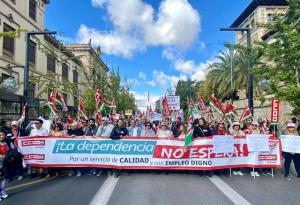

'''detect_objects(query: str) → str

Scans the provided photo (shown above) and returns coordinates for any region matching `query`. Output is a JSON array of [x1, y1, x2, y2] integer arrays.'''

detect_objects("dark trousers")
[[283, 152, 300, 177]]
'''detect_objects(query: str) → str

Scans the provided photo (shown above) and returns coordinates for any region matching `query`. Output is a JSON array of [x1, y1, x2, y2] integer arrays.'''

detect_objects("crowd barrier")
[[16, 135, 282, 170]]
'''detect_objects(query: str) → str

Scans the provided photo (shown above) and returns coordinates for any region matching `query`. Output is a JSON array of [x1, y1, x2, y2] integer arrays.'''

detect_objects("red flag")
[[224, 101, 238, 116], [239, 106, 252, 122], [162, 96, 171, 117], [197, 96, 207, 111], [209, 94, 224, 114], [95, 111, 102, 125], [67, 115, 73, 125]]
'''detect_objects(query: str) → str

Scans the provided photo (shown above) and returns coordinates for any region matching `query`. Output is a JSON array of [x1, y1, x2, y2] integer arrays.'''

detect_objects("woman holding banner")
[[230, 122, 245, 176], [282, 123, 300, 180]]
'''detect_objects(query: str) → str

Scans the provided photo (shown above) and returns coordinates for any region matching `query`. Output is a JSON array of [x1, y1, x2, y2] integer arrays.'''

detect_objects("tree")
[[203, 44, 266, 101], [175, 80, 197, 113], [260, 0, 300, 114]]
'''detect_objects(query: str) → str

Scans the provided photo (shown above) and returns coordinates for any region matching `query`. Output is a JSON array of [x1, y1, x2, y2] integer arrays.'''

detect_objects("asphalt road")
[[4, 170, 300, 205]]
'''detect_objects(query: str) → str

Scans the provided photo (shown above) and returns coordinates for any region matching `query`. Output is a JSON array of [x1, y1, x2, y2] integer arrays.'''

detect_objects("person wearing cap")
[[282, 122, 300, 180], [127, 119, 142, 137], [140, 122, 156, 137], [28, 119, 48, 178], [229, 122, 245, 176], [29, 119, 49, 136], [96, 117, 114, 137], [247, 121, 265, 134], [212, 120, 230, 135]]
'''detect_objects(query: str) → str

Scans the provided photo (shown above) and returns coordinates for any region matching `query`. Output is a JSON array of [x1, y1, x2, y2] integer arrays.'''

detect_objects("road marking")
[[7, 176, 57, 191], [89, 176, 119, 205], [208, 176, 252, 205]]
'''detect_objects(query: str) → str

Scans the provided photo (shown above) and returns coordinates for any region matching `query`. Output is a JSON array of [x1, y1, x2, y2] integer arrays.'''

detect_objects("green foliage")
[[259, 0, 300, 114], [175, 80, 197, 113]]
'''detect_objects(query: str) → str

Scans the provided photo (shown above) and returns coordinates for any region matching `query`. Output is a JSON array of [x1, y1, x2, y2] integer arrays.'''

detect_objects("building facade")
[[230, 0, 291, 121], [231, 0, 288, 45], [0, 0, 108, 122]]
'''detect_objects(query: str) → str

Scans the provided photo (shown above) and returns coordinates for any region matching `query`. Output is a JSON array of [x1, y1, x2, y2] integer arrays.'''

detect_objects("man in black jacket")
[[84, 118, 98, 136], [110, 119, 128, 178], [110, 119, 128, 139]]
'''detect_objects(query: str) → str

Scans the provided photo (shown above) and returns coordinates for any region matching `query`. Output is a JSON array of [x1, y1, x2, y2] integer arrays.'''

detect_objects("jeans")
[[283, 152, 300, 177]]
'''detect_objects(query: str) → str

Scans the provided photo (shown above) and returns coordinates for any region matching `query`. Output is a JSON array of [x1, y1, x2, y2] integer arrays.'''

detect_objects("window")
[[1, 74, 12, 84], [63, 93, 68, 105], [28, 84, 35, 98], [3, 23, 15, 57], [74, 96, 78, 107], [73, 70, 78, 83], [29, 40, 36, 65], [267, 14, 274, 22], [47, 54, 56, 73], [62, 63, 69, 80], [251, 20, 255, 29], [29, 0, 37, 21]]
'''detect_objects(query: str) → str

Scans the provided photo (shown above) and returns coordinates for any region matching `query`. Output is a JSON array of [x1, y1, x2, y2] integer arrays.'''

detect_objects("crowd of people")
[[0, 114, 300, 200]]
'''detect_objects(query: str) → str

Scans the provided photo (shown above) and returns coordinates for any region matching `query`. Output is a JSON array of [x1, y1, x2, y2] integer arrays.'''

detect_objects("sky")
[[45, 0, 252, 106]]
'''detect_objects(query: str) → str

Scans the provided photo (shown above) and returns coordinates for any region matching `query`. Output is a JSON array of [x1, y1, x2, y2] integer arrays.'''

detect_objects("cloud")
[[91, 0, 108, 8], [174, 59, 208, 81], [131, 91, 160, 111], [77, 0, 200, 57], [150, 70, 187, 88], [138, 71, 146, 80]]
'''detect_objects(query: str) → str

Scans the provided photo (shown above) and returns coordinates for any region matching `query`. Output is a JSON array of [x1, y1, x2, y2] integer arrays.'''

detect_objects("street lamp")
[[220, 27, 253, 115], [24, 31, 56, 125]]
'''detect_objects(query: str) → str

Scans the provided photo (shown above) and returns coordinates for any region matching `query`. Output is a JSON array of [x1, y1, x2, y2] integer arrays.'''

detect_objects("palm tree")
[[204, 45, 265, 100]]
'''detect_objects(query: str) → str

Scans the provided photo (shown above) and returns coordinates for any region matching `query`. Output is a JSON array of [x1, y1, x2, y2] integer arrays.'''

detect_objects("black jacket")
[[67, 129, 84, 136], [84, 125, 99, 136], [193, 125, 211, 137], [110, 126, 128, 139]]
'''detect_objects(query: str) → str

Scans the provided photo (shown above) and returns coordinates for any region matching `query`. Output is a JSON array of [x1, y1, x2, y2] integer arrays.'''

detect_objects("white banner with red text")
[[17, 136, 281, 170]]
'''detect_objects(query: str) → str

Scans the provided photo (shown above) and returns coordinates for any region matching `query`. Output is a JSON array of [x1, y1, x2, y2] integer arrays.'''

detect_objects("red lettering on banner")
[[22, 140, 45, 147], [24, 154, 45, 160], [271, 99, 279, 124], [259, 155, 277, 161], [153, 144, 248, 159]]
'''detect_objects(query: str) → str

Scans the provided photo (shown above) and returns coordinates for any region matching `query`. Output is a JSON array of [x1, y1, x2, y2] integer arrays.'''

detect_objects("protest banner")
[[246, 134, 270, 152], [281, 135, 300, 153], [17, 136, 281, 170], [212, 135, 234, 153], [166, 96, 180, 111]]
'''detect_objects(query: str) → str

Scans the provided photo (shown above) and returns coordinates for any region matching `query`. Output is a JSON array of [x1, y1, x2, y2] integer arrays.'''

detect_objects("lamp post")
[[24, 31, 56, 125], [220, 27, 253, 115]]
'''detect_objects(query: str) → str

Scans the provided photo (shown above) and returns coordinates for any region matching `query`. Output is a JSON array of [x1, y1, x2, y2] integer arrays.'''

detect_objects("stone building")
[[229, 0, 292, 121]]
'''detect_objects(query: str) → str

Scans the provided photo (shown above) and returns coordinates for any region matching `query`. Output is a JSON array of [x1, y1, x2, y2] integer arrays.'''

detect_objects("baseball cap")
[[11, 121, 19, 126], [287, 123, 296, 128], [232, 122, 240, 127]]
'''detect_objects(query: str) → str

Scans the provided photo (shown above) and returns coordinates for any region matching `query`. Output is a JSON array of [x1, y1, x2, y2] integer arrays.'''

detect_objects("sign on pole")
[[125, 109, 132, 116], [166, 96, 180, 111], [271, 99, 279, 125]]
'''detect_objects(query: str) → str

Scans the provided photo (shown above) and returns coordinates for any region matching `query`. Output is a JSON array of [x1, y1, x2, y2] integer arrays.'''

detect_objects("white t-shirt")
[[30, 127, 49, 136]]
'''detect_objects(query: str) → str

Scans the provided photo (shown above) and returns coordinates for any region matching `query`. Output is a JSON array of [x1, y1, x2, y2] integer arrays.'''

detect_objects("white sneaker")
[[76, 172, 82, 177], [254, 172, 260, 177], [233, 171, 238, 175], [250, 171, 255, 177], [237, 171, 244, 176], [17, 176, 23, 180], [1, 190, 8, 199]]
